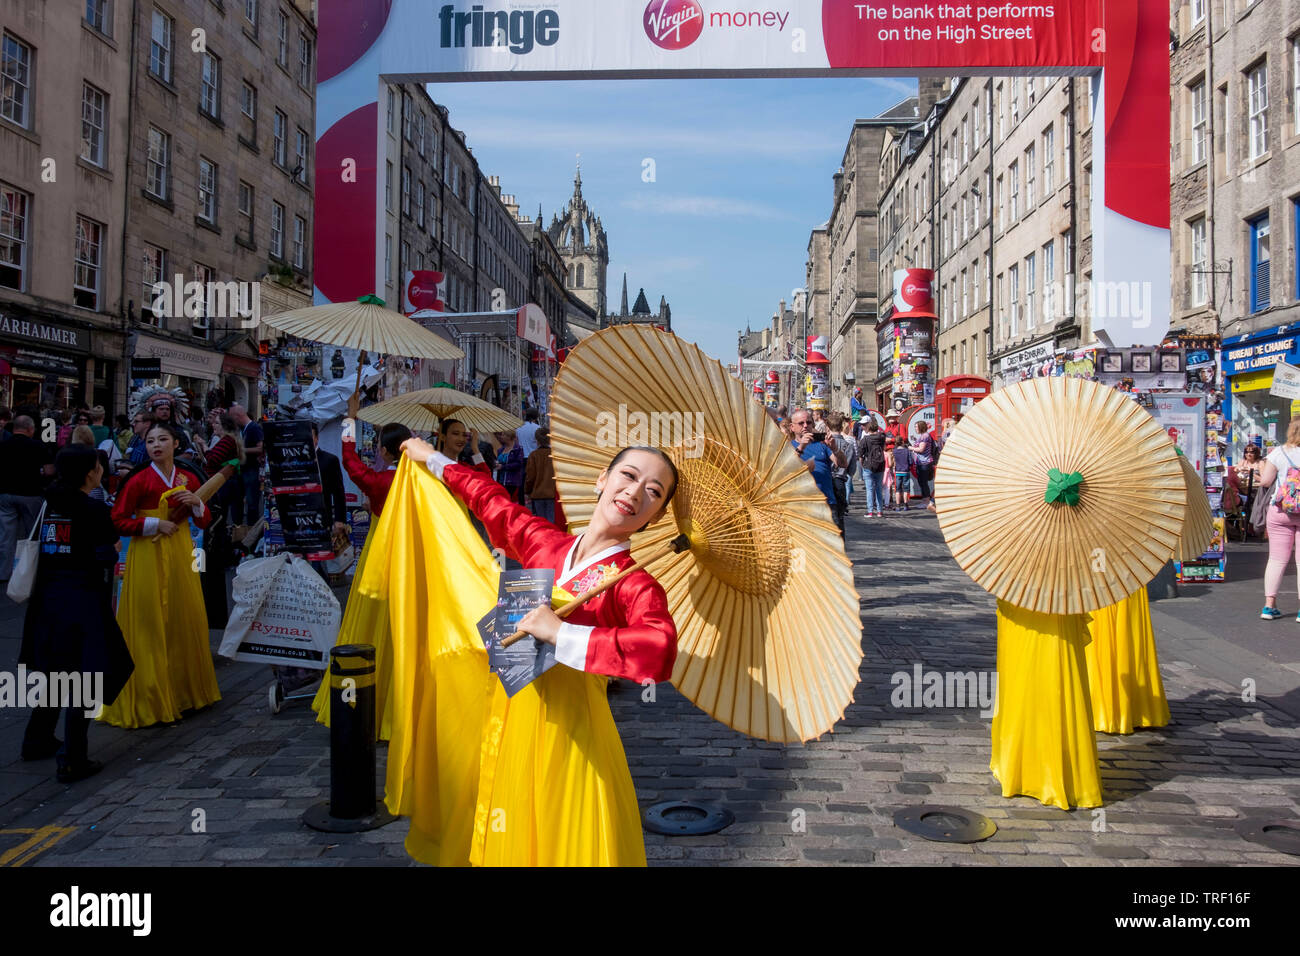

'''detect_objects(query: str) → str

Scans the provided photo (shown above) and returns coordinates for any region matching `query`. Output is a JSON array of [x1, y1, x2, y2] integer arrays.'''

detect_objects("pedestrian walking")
[[892, 440, 915, 511], [789, 408, 842, 533], [515, 407, 542, 460], [494, 429, 526, 506], [0, 415, 53, 581], [911, 419, 938, 510], [89, 406, 111, 447], [837, 414, 859, 499], [1257, 421, 1300, 619], [100, 422, 221, 728], [19, 444, 133, 781], [228, 403, 263, 525], [858, 419, 887, 517], [524, 427, 560, 526], [826, 412, 856, 532]]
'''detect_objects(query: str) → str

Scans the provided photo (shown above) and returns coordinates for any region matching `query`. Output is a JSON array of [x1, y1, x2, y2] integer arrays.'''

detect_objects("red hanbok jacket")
[[112, 462, 213, 536], [343, 438, 397, 517], [440, 462, 677, 685]]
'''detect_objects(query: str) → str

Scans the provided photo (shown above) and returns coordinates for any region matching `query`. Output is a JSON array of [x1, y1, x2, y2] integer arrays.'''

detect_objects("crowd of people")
[[773, 403, 953, 535]]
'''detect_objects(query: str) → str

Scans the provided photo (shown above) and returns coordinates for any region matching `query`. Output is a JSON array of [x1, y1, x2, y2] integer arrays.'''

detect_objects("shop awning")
[[131, 333, 223, 382]]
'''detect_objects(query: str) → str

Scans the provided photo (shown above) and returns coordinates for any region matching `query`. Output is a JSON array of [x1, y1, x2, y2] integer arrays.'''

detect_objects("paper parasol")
[[934, 377, 1186, 615], [258, 295, 464, 362], [1174, 454, 1215, 563], [549, 325, 862, 744], [357, 385, 523, 435]]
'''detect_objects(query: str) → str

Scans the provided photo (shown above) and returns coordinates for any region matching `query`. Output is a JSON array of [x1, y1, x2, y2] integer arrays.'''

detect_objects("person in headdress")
[[99, 422, 220, 728]]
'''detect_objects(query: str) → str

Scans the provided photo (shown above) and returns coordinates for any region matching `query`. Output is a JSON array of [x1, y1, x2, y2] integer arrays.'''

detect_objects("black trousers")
[[831, 476, 847, 535], [24, 699, 90, 766]]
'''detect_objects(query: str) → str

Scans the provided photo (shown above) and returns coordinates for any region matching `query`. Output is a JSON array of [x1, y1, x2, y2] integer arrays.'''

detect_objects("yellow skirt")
[[310, 527, 395, 740], [99, 490, 221, 728], [1085, 588, 1170, 734], [990, 600, 1102, 810], [367, 458, 646, 866]]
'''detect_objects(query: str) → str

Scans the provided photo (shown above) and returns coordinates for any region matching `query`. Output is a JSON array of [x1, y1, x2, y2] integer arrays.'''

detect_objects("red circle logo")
[[901, 276, 931, 307], [644, 0, 704, 50]]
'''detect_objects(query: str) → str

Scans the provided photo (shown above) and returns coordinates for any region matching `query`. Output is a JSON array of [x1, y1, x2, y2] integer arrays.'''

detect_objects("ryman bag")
[[6, 500, 47, 604]]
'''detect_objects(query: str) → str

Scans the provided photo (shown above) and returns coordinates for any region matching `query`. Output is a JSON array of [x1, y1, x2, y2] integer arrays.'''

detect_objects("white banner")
[[219, 554, 340, 669]]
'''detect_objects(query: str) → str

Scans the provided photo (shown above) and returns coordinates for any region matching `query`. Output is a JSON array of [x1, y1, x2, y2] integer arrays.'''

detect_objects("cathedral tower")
[[548, 162, 609, 319]]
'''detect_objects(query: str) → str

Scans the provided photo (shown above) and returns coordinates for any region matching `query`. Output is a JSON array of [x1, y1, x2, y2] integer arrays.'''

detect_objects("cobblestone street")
[[2, 498, 1298, 867]]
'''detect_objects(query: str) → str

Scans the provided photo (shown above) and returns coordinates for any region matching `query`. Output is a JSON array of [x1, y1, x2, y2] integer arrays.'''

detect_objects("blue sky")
[[427, 76, 920, 364]]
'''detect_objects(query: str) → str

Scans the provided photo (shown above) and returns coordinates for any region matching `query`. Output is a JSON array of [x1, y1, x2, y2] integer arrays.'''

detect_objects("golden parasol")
[[548, 325, 862, 744], [258, 295, 464, 392], [934, 376, 1187, 615], [1174, 453, 1215, 563], [356, 385, 522, 436]]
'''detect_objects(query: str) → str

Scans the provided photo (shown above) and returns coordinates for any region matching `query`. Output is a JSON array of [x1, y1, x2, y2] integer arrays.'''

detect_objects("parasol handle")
[[500, 533, 690, 649], [167, 464, 237, 522]]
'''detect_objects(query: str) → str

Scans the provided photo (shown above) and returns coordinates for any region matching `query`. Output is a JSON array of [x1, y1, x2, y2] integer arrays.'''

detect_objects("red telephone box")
[[935, 375, 991, 424]]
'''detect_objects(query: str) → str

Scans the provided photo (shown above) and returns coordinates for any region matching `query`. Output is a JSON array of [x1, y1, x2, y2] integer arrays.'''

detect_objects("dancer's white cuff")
[[192, 502, 205, 518], [472, 453, 485, 466], [555, 623, 593, 672], [425, 450, 456, 480], [143, 517, 159, 536]]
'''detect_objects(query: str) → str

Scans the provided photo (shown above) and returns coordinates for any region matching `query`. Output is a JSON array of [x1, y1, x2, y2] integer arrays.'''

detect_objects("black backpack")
[[859, 433, 886, 472]]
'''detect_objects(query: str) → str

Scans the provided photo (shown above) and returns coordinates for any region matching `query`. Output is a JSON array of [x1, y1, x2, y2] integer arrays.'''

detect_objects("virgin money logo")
[[902, 278, 931, 306], [644, 0, 703, 50]]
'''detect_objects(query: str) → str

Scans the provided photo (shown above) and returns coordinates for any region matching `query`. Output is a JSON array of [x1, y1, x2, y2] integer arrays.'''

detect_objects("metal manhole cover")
[[643, 801, 734, 836], [226, 741, 283, 757], [1235, 819, 1300, 856], [894, 805, 997, 843]]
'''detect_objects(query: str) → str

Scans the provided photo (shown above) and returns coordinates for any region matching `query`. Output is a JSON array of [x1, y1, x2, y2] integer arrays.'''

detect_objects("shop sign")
[[222, 353, 262, 377], [131, 358, 162, 379], [14, 347, 80, 377], [1231, 369, 1275, 394], [1270, 361, 1300, 400], [999, 340, 1055, 375], [0, 314, 89, 352], [133, 334, 223, 381], [1222, 335, 1300, 375]]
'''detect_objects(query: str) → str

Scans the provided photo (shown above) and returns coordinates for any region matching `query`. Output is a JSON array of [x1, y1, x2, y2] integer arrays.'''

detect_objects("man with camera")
[[789, 408, 844, 534]]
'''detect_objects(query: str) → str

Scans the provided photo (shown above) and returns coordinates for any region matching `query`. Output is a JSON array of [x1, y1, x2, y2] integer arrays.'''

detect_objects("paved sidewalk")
[[1, 496, 1298, 866]]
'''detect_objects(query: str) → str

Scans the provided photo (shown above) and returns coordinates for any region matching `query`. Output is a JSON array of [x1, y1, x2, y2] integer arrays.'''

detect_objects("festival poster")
[[264, 420, 333, 560], [490, 569, 557, 697]]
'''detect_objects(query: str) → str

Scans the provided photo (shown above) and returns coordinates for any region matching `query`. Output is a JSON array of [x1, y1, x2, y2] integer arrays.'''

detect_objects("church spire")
[[574, 154, 582, 198], [620, 273, 629, 315]]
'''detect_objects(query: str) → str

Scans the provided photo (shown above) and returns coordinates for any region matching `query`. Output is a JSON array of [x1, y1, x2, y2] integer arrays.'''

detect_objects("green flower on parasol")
[[1044, 468, 1084, 506]]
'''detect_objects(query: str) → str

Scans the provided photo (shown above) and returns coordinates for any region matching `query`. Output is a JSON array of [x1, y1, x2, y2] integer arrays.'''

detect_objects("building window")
[[961, 117, 969, 165], [198, 158, 218, 223], [402, 165, 411, 216], [1025, 252, 1036, 328], [294, 127, 308, 180], [416, 181, 425, 228], [577, 264, 584, 287], [0, 184, 28, 291], [244, 0, 258, 32], [238, 180, 254, 242], [1043, 124, 1055, 194], [1189, 80, 1207, 166], [1189, 217, 1207, 307], [273, 110, 286, 166], [387, 88, 396, 134], [961, 194, 969, 242], [386, 161, 393, 211], [141, 243, 165, 326], [149, 8, 172, 82], [146, 126, 170, 198], [972, 96, 980, 147], [961, 268, 968, 318], [1009, 161, 1019, 222], [276, 8, 288, 66], [240, 81, 257, 138], [74, 216, 103, 310], [1043, 240, 1056, 318], [416, 112, 426, 156], [200, 52, 221, 118], [86, 0, 112, 35], [995, 175, 1004, 231], [1248, 62, 1269, 160], [1025, 144, 1036, 209], [293, 215, 305, 269], [298, 31, 312, 88], [1191, 0, 1205, 27], [1, 33, 33, 128], [1009, 264, 1020, 338], [80, 84, 107, 167], [1010, 77, 1020, 126], [192, 263, 214, 338], [1250, 214, 1270, 312], [385, 235, 392, 284], [1063, 108, 1073, 181], [400, 240, 410, 278], [271, 201, 284, 258]]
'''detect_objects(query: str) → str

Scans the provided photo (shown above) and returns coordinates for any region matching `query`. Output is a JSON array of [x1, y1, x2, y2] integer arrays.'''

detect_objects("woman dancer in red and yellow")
[[100, 423, 220, 728], [396, 437, 679, 865]]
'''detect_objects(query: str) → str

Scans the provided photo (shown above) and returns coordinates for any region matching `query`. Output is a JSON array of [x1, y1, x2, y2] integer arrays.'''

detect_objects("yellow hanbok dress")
[[310, 526, 395, 740], [1085, 588, 1170, 734], [366, 458, 650, 866], [100, 468, 221, 728], [990, 600, 1102, 810]]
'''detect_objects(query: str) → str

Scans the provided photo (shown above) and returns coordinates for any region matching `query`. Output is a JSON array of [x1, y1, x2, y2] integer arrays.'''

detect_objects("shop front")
[[994, 338, 1057, 389], [130, 332, 223, 413], [1221, 323, 1300, 462], [0, 310, 93, 412]]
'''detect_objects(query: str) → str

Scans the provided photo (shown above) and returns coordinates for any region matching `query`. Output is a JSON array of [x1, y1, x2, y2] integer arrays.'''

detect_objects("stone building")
[[605, 274, 672, 331], [0, 0, 313, 415]]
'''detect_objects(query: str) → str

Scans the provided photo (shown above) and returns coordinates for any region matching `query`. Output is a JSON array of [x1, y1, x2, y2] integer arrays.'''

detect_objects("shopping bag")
[[6, 500, 47, 604]]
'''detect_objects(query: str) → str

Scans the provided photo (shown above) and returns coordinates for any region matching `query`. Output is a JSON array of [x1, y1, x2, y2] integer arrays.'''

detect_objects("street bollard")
[[302, 644, 395, 833]]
